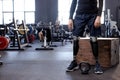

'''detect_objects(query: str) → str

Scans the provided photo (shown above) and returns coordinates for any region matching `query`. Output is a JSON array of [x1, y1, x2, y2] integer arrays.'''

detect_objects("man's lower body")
[[66, 14, 103, 74]]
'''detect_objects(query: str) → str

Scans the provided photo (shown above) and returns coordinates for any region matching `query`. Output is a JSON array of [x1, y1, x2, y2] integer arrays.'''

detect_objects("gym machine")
[[51, 24, 67, 46], [0, 20, 31, 51], [35, 23, 54, 50], [104, 9, 120, 37]]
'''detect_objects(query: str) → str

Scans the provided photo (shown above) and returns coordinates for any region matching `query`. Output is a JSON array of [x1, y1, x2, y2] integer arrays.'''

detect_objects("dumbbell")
[[79, 62, 91, 74]]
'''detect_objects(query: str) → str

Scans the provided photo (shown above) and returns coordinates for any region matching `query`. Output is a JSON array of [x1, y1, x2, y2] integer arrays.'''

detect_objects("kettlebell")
[[79, 62, 91, 74]]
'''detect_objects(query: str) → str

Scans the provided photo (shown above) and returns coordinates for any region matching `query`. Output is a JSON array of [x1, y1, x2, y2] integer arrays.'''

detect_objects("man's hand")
[[94, 16, 101, 28], [68, 19, 73, 31]]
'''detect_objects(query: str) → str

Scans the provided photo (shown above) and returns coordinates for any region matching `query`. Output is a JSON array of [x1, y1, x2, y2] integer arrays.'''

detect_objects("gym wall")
[[35, 0, 58, 24]]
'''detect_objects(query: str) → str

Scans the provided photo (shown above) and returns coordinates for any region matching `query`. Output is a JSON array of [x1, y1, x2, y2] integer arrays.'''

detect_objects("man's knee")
[[73, 36, 79, 41], [90, 36, 97, 42]]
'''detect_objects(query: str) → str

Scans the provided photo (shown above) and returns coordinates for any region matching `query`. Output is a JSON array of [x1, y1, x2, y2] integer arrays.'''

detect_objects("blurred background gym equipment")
[[35, 22, 54, 50], [0, 20, 32, 50]]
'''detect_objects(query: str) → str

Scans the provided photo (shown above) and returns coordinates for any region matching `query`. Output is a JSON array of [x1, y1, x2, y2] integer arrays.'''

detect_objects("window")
[[0, 0, 3, 24], [0, 0, 35, 24], [25, 12, 35, 24], [58, 0, 72, 24], [3, 13, 13, 24], [14, 12, 24, 24], [14, 0, 24, 11], [3, 0, 13, 11], [25, 0, 35, 11], [0, 13, 2, 24]]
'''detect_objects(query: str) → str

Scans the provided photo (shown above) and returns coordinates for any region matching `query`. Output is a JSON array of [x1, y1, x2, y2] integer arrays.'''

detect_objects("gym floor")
[[0, 40, 120, 80]]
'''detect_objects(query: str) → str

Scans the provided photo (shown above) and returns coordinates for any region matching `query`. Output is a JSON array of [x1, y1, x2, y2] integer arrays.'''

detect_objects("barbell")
[[0, 25, 30, 35], [14, 25, 29, 35]]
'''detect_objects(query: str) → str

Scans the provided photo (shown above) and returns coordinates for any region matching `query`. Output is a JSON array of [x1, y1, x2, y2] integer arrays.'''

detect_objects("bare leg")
[[38, 31, 44, 41]]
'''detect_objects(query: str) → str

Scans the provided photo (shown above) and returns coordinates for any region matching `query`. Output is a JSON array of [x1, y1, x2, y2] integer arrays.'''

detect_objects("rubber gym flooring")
[[0, 40, 120, 80]]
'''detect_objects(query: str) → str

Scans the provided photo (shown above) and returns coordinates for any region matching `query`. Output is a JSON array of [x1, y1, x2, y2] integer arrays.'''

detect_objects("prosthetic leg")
[[90, 37, 98, 61], [66, 36, 79, 72], [90, 37, 103, 74], [73, 36, 79, 60]]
